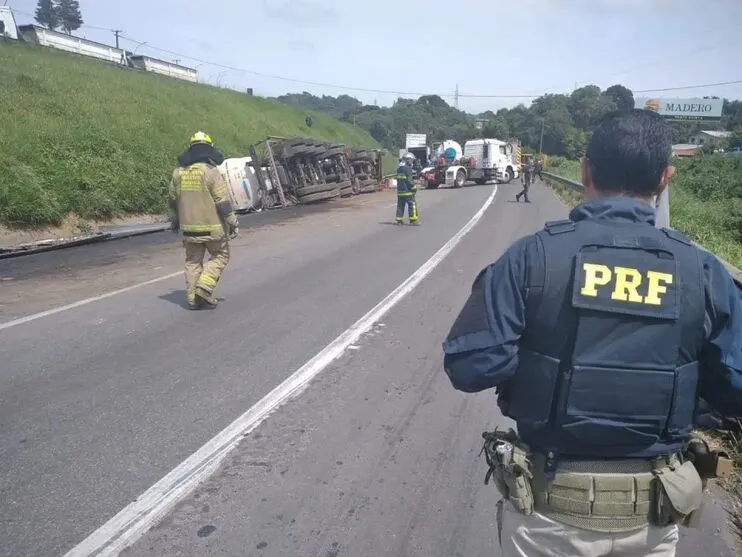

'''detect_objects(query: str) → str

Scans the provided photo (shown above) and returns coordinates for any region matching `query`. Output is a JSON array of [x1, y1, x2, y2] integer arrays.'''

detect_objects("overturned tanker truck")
[[247, 136, 384, 208]]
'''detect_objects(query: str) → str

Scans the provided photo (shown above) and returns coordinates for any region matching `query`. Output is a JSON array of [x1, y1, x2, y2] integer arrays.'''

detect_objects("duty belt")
[[480, 431, 705, 534], [530, 454, 657, 532]]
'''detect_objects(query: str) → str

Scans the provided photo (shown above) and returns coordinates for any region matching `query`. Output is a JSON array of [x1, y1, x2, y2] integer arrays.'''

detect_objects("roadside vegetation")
[[545, 155, 742, 269], [543, 155, 742, 544], [0, 41, 381, 230]]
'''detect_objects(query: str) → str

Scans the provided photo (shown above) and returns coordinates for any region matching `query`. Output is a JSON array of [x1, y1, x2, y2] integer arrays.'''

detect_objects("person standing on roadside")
[[516, 155, 534, 202], [534, 156, 544, 181], [169, 131, 239, 310], [442, 109, 742, 557], [395, 156, 419, 225]]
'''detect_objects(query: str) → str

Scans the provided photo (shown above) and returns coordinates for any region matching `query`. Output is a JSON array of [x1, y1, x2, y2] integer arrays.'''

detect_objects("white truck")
[[399, 133, 430, 178], [444, 138, 520, 187]]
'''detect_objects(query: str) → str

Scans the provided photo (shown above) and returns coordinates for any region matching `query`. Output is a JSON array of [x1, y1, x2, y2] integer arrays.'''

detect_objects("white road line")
[[0, 271, 184, 331], [63, 185, 498, 557]]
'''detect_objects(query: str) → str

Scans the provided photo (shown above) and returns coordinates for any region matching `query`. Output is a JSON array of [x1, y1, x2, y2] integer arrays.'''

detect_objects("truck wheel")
[[454, 169, 466, 188], [502, 168, 514, 184]]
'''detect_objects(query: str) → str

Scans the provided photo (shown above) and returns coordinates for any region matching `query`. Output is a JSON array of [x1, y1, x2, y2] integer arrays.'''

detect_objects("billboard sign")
[[405, 133, 427, 148], [634, 97, 723, 120]]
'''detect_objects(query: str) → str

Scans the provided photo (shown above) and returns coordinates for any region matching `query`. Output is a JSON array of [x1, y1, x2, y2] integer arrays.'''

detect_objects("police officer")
[[516, 156, 534, 203], [534, 156, 544, 181], [169, 131, 239, 310], [442, 109, 742, 557], [396, 156, 419, 225]]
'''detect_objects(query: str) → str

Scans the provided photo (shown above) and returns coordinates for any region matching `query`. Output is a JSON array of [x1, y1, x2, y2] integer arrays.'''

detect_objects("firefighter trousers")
[[396, 194, 418, 223], [184, 238, 230, 305]]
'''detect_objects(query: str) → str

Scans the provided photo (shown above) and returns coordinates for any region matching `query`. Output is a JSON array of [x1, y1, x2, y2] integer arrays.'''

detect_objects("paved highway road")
[[0, 183, 736, 557]]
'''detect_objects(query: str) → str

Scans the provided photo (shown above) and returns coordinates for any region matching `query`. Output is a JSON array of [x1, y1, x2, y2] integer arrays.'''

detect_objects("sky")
[[6, 0, 742, 114]]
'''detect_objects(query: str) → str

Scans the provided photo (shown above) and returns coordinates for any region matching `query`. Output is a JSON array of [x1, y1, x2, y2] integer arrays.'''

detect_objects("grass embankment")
[[544, 154, 742, 544], [0, 40, 382, 230]]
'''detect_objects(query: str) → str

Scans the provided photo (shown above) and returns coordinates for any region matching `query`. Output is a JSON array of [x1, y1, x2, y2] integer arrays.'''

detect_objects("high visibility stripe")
[[198, 274, 218, 289], [397, 191, 415, 197], [182, 224, 222, 233]]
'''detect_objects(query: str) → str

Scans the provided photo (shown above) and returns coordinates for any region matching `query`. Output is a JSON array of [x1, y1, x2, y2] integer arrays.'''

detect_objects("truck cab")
[[461, 139, 519, 184]]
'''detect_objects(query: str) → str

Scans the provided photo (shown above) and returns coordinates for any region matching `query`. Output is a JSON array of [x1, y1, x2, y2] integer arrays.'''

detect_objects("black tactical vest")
[[500, 218, 706, 461]]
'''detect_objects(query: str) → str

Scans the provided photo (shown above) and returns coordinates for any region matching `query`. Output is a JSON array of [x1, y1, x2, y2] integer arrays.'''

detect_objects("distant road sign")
[[635, 97, 723, 120]]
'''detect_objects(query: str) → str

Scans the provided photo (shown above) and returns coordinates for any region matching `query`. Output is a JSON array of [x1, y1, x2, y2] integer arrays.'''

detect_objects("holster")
[[480, 429, 534, 515], [679, 436, 733, 527]]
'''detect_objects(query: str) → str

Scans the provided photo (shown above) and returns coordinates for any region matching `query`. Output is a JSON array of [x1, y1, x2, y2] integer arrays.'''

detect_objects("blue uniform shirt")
[[396, 164, 414, 195], [442, 197, 742, 420]]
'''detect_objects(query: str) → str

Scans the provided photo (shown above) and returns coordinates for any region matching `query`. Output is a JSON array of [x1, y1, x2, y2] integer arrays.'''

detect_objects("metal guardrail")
[[541, 170, 742, 282]]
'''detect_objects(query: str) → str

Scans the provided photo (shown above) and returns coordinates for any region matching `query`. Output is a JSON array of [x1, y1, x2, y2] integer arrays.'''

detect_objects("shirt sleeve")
[[168, 169, 180, 212], [441, 236, 530, 393], [698, 252, 742, 418]]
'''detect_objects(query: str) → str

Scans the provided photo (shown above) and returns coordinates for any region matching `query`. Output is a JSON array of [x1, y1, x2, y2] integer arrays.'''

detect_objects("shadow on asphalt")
[[158, 290, 190, 310]]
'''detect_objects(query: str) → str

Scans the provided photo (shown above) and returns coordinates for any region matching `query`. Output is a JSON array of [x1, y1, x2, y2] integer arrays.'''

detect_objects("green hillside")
[[0, 40, 381, 228]]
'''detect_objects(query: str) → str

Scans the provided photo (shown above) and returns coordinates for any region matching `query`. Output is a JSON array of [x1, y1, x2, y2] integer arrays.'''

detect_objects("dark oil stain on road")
[[196, 524, 216, 538]]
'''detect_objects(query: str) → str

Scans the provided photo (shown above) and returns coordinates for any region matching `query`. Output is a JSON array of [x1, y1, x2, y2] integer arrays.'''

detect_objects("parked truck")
[[444, 138, 521, 187], [400, 133, 430, 178], [420, 139, 462, 189]]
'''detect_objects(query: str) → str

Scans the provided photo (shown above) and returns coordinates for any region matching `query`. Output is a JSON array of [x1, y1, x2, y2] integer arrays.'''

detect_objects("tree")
[[35, 0, 59, 30], [57, 0, 84, 35], [604, 84, 635, 112]]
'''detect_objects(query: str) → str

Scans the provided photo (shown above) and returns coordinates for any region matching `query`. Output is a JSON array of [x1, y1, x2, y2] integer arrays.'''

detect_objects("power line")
[[8, 6, 742, 100], [633, 80, 742, 93], [118, 34, 742, 99]]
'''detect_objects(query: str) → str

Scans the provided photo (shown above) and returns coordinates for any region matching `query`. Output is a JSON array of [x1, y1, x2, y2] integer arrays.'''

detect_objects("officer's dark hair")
[[586, 108, 672, 197]]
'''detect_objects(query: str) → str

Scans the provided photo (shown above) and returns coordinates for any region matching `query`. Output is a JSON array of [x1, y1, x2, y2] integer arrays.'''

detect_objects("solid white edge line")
[[63, 185, 498, 557], [0, 272, 185, 331]]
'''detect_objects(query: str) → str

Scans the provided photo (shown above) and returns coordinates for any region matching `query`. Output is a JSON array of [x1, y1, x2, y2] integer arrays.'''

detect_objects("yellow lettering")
[[611, 266, 644, 303], [644, 271, 673, 305], [581, 263, 612, 297]]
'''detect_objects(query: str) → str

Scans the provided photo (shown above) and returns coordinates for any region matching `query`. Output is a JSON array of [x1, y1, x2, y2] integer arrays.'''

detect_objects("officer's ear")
[[655, 164, 675, 198], [580, 155, 597, 200]]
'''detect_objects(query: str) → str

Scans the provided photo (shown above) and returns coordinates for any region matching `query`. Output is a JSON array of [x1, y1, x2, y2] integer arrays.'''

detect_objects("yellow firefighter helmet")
[[189, 131, 213, 146]]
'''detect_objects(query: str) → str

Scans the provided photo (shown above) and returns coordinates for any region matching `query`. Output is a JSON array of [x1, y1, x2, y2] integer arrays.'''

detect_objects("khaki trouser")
[[183, 238, 230, 305], [500, 502, 679, 557]]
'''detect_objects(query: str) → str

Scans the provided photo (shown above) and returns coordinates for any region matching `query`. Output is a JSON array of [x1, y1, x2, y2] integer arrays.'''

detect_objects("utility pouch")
[[481, 429, 534, 515], [651, 456, 703, 527]]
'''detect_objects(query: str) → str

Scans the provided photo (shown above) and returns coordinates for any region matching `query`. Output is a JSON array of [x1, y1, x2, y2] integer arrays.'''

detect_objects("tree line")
[[277, 86, 742, 158], [34, 0, 84, 35]]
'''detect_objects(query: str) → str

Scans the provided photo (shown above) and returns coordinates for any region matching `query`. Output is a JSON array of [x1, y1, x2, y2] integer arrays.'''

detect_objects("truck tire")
[[454, 169, 466, 188], [298, 189, 341, 203], [502, 168, 514, 184], [295, 183, 337, 196]]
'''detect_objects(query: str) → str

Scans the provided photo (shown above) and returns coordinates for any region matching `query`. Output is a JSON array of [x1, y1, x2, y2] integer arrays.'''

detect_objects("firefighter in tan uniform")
[[169, 131, 239, 310]]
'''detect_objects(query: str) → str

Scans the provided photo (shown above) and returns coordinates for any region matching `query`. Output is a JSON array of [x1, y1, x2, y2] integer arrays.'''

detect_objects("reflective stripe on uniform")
[[181, 223, 223, 233]]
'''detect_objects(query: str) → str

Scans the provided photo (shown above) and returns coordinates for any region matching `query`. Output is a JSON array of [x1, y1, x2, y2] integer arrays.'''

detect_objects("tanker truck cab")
[[463, 138, 518, 184]]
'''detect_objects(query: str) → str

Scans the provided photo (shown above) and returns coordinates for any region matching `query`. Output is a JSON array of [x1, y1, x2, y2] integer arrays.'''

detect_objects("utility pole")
[[112, 29, 123, 49], [454, 84, 459, 109]]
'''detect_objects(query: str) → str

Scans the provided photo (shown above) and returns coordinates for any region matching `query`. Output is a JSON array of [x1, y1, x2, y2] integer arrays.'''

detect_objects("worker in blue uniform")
[[442, 109, 742, 557], [396, 156, 419, 225]]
